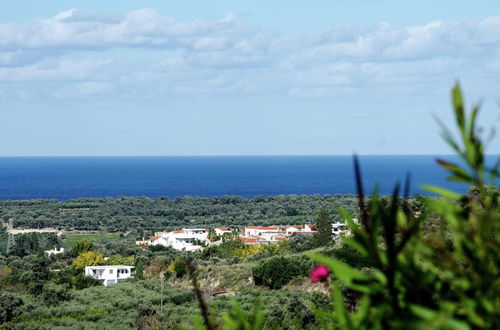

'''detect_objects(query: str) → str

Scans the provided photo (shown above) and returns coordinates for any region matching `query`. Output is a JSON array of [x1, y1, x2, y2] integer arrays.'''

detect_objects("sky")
[[0, 1, 499, 156]]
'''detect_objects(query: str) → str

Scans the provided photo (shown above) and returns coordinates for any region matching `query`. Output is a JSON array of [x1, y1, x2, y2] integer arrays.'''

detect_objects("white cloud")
[[0, 60, 115, 82], [0, 9, 498, 101]]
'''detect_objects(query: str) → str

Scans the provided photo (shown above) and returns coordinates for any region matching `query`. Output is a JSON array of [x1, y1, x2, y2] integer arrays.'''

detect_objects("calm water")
[[0, 156, 496, 200]]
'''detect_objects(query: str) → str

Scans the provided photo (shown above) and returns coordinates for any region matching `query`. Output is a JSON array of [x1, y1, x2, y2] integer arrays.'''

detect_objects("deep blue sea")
[[0, 156, 497, 201]]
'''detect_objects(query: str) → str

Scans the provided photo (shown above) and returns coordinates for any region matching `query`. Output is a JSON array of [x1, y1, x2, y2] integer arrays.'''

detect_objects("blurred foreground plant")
[[310, 83, 499, 329]]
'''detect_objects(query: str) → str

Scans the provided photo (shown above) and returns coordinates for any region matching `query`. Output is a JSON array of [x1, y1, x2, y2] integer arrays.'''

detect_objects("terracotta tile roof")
[[149, 236, 161, 241], [172, 230, 185, 234], [217, 227, 231, 231], [240, 236, 263, 243], [245, 226, 280, 230]]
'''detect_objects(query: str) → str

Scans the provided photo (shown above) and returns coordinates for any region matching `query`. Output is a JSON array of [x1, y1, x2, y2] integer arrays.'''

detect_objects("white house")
[[285, 225, 301, 236], [85, 265, 134, 286], [45, 247, 64, 257], [158, 229, 207, 251], [135, 237, 149, 246], [244, 226, 281, 237], [215, 227, 232, 236], [332, 222, 348, 237]]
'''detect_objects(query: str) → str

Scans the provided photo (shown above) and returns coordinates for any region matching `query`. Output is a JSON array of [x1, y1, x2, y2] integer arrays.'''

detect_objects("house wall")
[[85, 266, 134, 286]]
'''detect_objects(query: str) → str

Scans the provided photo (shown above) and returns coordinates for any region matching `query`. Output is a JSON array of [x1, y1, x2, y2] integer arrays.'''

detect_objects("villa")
[[85, 265, 134, 286], [244, 226, 281, 237], [215, 227, 233, 235]]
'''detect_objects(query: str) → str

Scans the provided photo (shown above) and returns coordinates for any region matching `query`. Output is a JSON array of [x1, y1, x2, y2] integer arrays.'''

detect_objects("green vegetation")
[[313, 209, 333, 247], [0, 84, 498, 329], [63, 234, 121, 248], [252, 255, 314, 289], [0, 194, 359, 232], [186, 84, 500, 329], [304, 84, 500, 329]]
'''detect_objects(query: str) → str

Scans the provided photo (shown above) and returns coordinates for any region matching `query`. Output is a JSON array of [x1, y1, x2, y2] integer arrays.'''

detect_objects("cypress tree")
[[313, 209, 332, 247], [31, 232, 39, 253]]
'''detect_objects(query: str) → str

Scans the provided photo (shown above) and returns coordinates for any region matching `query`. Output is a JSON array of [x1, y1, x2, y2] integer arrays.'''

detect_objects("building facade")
[[84, 265, 134, 286]]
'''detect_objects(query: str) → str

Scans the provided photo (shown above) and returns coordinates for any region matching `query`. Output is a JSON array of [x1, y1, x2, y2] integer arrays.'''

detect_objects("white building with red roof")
[[244, 226, 281, 237], [215, 227, 232, 235], [239, 235, 265, 245], [155, 228, 208, 251]]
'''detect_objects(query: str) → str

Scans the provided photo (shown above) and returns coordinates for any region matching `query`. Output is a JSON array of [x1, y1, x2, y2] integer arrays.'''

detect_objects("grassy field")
[[62, 233, 121, 248]]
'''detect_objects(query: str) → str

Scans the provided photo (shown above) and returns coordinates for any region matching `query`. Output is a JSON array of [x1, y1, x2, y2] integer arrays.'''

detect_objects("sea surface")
[[0, 155, 497, 201]]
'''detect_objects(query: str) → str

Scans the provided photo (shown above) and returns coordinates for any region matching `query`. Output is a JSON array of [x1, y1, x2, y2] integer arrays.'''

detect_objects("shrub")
[[170, 290, 195, 305], [41, 283, 71, 306], [170, 258, 188, 278], [0, 290, 23, 323], [253, 256, 309, 289], [289, 234, 315, 252]]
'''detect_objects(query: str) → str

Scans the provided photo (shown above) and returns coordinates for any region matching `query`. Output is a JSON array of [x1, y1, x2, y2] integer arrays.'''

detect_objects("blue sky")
[[0, 1, 499, 156]]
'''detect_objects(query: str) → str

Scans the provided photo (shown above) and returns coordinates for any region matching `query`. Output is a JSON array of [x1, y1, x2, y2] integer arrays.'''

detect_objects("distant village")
[[134, 222, 354, 252], [41, 221, 356, 287]]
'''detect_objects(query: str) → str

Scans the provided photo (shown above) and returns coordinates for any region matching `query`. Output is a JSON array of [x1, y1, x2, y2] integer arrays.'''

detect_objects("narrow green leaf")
[[342, 236, 369, 256], [410, 305, 470, 330], [332, 281, 354, 330], [452, 83, 465, 133], [447, 175, 472, 183], [421, 184, 461, 200], [436, 159, 472, 182]]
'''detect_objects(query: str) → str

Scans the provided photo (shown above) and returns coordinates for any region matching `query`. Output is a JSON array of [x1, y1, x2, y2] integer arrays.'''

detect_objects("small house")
[[84, 265, 134, 286]]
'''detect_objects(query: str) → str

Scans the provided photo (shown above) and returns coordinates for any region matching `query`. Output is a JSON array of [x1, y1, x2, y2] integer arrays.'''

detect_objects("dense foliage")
[[252, 255, 315, 289], [0, 194, 359, 231], [307, 84, 500, 329]]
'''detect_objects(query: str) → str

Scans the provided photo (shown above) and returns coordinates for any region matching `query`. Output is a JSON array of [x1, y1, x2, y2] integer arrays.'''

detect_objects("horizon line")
[[0, 153, 498, 158]]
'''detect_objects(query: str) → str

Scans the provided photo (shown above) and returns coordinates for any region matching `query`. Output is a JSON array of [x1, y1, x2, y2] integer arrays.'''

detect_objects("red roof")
[[240, 236, 264, 243], [149, 236, 161, 241], [245, 226, 279, 230], [217, 227, 231, 231], [172, 230, 185, 234]]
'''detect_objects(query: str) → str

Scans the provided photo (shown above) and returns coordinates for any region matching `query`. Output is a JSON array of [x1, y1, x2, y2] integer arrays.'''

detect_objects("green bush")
[[0, 290, 23, 323], [170, 290, 195, 305], [41, 283, 71, 306], [171, 258, 188, 278], [308, 84, 500, 329], [71, 240, 93, 256], [253, 256, 313, 289]]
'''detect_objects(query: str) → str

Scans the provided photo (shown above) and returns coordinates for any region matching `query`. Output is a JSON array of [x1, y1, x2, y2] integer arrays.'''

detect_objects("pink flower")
[[310, 265, 330, 283]]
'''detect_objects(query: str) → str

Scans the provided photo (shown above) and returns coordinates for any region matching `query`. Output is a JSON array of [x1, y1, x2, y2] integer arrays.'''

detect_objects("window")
[[109, 269, 113, 274]]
